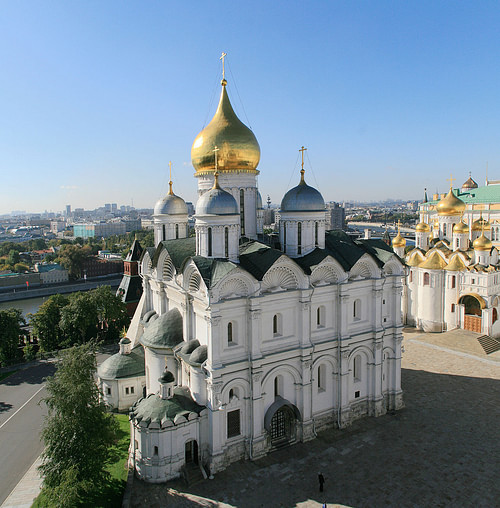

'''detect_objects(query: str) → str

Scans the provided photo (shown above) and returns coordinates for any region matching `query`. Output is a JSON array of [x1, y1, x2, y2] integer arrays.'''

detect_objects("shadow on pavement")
[[0, 401, 13, 413], [1, 362, 56, 386], [130, 368, 500, 508]]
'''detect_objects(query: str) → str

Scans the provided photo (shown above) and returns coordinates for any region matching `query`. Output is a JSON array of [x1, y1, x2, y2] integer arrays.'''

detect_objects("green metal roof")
[[140, 308, 183, 349], [97, 345, 145, 380], [130, 386, 205, 427], [427, 184, 500, 205]]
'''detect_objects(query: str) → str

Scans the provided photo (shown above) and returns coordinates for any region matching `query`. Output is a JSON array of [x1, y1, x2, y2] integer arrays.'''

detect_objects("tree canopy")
[[39, 341, 119, 505], [0, 308, 25, 366], [29, 295, 69, 352]]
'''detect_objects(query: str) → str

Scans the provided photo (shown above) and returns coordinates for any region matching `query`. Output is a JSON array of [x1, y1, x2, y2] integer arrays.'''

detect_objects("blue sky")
[[1, 1, 500, 214]]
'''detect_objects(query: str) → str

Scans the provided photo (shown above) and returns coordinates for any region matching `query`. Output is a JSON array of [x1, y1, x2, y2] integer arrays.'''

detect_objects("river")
[[0, 295, 59, 320]]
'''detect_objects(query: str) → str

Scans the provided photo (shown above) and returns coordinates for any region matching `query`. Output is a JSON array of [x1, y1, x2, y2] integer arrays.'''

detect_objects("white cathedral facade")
[[98, 71, 405, 483]]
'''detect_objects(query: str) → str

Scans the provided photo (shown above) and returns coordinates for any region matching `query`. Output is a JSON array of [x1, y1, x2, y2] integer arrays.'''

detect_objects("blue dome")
[[281, 174, 325, 212], [196, 187, 238, 216]]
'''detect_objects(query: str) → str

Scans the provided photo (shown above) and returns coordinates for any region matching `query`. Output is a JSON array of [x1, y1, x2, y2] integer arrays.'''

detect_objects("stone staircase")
[[183, 462, 205, 486], [477, 335, 500, 354]]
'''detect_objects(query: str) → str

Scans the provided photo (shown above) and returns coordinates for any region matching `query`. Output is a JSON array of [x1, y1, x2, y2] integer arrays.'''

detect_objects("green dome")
[[159, 369, 175, 384], [140, 308, 183, 349], [97, 346, 145, 380], [130, 386, 204, 428]]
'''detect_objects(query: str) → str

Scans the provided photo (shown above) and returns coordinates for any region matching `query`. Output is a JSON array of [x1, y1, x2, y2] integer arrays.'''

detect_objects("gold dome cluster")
[[415, 222, 431, 233], [473, 233, 493, 251], [471, 216, 491, 231], [191, 82, 261, 175], [436, 188, 466, 216], [453, 220, 469, 234]]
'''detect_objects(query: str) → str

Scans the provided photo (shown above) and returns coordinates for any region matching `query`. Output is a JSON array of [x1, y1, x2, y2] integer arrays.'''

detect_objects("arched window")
[[353, 355, 361, 381], [240, 189, 245, 235], [162, 224, 166, 241], [154, 446, 158, 456], [297, 222, 302, 255], [208, 227, 212, 257], [273, 314, 282, 336], [227, 322, 234, 344], [274, 375, 283, 398], [353, 299, 361, 320], [451, 275, 456, 289], [317, 364, 326, 392], [175, 223, 179, 239], [225, 227, 229, 258], [423, 272, 430, 286], [315, 222, 319, 247]]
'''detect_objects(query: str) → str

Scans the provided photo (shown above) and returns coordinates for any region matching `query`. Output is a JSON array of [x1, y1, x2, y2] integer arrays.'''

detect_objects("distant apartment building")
[[34, 263, 69, 284], [122, 218, 141, 232], [65, 204, 71, 217], [326, 202, 346, 230], [263, 208, 275, 226], [186, 202, 195, 216], [73, 221, 127, 239], [50, 220, 66, 234], [81, 256, 123, 278]]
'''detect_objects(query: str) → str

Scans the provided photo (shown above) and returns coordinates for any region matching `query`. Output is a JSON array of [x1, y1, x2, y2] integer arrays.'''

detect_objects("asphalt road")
[[0, 362, 55, 506]]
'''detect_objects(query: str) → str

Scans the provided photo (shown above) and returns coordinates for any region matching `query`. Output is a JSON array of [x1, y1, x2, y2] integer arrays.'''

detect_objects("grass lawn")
[[32, 413, 130, 508], [0, 369, 19, 382]]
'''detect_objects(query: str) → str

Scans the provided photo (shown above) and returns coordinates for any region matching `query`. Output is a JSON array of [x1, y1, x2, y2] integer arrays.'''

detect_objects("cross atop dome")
[[220, 52, 227, 86]]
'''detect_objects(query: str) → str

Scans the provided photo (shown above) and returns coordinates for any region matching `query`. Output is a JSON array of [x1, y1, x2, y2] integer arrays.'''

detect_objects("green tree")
[[39, 341, 118, 503], [29, 295, 69, 352], [8, 249, 20, 265], [90, 286, 129, 342], [0, 309, 25, 366], [13, 262, 29, 273], [56, 244, 92, 279], [60, 292, 97, 345]]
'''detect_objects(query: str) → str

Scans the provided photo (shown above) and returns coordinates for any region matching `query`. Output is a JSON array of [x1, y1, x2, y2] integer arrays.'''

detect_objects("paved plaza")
[[130, 329, 500, 508]]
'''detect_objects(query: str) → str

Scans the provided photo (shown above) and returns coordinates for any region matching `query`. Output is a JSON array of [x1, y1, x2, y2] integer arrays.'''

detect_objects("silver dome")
[[256, 191, 263, 209], [154, 193, 188, 216], [196, 187, 238, 216], [280, 178, 325, 212]]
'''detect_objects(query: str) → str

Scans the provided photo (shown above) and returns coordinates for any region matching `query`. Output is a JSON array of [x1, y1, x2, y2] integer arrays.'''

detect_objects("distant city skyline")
[[2, 2, 499, 214]]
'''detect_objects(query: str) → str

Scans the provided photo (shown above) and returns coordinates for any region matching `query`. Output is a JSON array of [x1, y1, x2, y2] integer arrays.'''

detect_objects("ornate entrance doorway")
[[459, 294, 484, 333], [265, 397, 300, 448]]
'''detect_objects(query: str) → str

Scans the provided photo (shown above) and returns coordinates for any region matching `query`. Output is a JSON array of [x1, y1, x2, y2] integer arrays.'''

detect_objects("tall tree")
[[90, 285, 129, 342], [56, 244, 92, 279], [39, 341, 118, 502], [0, 309, 25, 366], [60, 292, 97, 345], [29, 295, 69, 352]]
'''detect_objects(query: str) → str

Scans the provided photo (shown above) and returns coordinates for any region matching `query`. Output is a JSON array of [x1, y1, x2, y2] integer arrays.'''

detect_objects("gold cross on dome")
[[447, 173, 456, 189], [168, 161, 173, 195], [220, 52, 227, 80], [213, 146, 219, 172], [299, 146, 307, 170], [397, 220, 402, 232]]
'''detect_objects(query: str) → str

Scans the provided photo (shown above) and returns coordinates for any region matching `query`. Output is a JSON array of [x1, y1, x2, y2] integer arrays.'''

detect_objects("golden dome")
[[436, 188, 465, 216], [191, 82, 260, 175], [415, 222, 430, 232], [453, 220, 469, 234], [392, 232, 406, 248], [473, 233, 492, 251], [420, 251, 447, 270], [471, 216, 491, 231]]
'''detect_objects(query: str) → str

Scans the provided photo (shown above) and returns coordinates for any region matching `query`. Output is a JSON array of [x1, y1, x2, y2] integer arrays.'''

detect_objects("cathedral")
[[98, 64, 405, 483], [398, 177, 500, 336]]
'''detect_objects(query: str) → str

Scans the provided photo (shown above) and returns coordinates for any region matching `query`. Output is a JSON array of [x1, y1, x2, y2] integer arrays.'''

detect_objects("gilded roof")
[[436, 188, 466, 216], [473, 233, 493, 251], [415, 222, 430, 233], [444, 255, 466, 271], [420, 251, 447, 270], [191, 84, 260, 175]]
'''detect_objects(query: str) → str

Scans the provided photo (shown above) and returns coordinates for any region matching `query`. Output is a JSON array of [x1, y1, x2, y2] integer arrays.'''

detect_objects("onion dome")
[[471, 216, 491, 231], [415, 222, 431, 233], [196, 172, 239, 215], [436, 188, 465, 216], [420, 251, 447, 270], [392, 232, 406, 248], [191, 81, 260, 175], [159, 368, 175, 384], [473, 233, 493, 251], [453, 220, 469, 234], [461, 174, 478, 190], [154, 182, 188, 216], [281, 169, 325, 212]]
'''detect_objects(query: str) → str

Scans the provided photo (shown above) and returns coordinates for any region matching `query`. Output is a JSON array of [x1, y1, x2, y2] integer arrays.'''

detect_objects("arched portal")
[[185, 440, 198, 465], [459, 294, 485, 333], [264, 397, 301, 447]]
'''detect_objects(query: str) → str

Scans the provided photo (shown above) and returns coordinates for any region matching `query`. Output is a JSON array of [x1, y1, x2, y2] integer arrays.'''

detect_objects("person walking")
[[318, 472, 325, 492]]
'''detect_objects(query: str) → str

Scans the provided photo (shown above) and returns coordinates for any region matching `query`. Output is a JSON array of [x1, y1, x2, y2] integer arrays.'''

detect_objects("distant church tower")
[[116, 238, 143, 316], [191, 53, 261, 240]]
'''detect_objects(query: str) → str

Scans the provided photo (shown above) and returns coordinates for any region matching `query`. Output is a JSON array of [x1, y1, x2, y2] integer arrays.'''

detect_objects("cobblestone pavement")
[[130, 329, 500, 508]]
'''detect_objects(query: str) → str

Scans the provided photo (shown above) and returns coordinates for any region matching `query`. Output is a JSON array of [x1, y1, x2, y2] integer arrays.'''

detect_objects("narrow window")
[[423, 273, 430, 286], [162, 224, 166, 241], [106, 387, 111, 395], [229, 388, 234, 399], [154, 446, 158, 456], [317, 307, 321, 326], [274, 376, 282, 397], [471, 278, 475, 285], [125, 387, 129, 395], [175, 223, 179, 239], [283, 222, 287, 253], [316, 306, 325, 328], [227, 322, 233, 344], [353, 355, 361, 381], [225, 227, 229, 258], [208, 227, 212, 257], [443, 223, 447, 236], [273, 314, 281, 336], [353, 299, 361, 320], [227, 409, 241, 438], [240, 189, 245, 235], [317, 364, 326, 392], [451, 275, 456, 289], [355, 390, 360, 398], [456, 239, 459, 248], [315, 221, 319, 247], [451, 303, 455, 313], [297, 222, 302, 255], [409, 271, 413, 283], [131, 386, 135, 394]]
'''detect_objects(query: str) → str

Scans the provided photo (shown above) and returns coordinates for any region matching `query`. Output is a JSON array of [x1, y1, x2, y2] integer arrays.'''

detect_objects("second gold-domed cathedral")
[[402, 173, 500, 337]]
